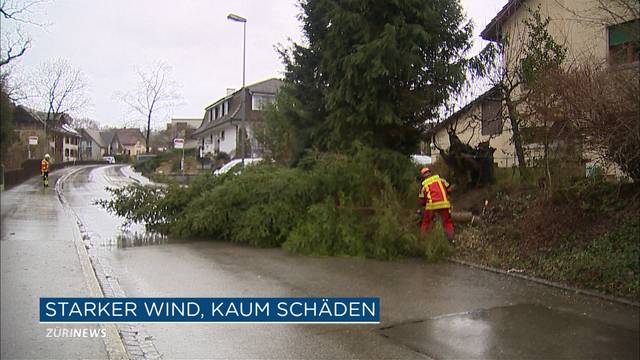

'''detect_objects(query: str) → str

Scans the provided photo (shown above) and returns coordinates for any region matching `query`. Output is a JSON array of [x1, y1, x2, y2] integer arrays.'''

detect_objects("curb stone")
[[56, 166, 163, 359]]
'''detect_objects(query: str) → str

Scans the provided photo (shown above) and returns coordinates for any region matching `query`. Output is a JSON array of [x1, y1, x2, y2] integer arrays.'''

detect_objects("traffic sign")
[[174, 138, 184, 149], [28, 136, 38, 145]]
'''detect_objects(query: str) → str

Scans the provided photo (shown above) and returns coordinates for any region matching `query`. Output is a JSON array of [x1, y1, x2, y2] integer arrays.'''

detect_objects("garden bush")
[[171, 165, 310, 246], [535, 218, 639, 299], [99, 146, 446, 260]]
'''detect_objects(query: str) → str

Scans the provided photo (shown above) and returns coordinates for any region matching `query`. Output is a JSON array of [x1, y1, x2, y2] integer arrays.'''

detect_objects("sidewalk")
[[1, 168, 110, 359]]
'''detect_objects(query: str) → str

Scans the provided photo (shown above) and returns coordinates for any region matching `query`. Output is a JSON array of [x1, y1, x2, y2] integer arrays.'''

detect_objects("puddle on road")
[[380, 303, 639, 359], [100, 231, 194, 249]]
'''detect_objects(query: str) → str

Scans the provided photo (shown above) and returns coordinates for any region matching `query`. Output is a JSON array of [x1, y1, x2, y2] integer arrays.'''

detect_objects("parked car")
[[213, 158, 263, 176], [102, 156, 116, 164]]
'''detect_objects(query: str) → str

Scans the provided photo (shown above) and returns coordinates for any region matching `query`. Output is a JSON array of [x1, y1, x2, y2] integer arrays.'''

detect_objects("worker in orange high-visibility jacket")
[[417, 167, 454, 241], [41, 153, 50, 187]]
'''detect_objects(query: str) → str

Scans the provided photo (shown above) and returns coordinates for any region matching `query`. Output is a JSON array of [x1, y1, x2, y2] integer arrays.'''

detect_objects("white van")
[[102, 156, 116, 164]]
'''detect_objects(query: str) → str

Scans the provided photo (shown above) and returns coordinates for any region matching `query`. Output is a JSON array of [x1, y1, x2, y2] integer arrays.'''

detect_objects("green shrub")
[[367, 199, 421, 259], [114, 154, 130, 163], [134, 152, 174, 174], [284, 197, 368, 256], [552, 175, 623, 212], [422, 220, 454, 263], [95, 183, 170, 232], [100, 146, 442, 261], [214, 151, 230, 162], [536, 218, 640, 299], [171, 165, 310, 247]]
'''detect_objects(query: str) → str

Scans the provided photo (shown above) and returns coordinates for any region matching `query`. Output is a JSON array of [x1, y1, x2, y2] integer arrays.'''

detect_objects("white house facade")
[[193, 78, 283, 159]]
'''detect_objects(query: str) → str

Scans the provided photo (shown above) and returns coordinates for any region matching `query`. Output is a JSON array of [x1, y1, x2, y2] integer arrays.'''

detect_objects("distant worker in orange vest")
[[41, 153, 50, 187], [417, 167, 454, 241]]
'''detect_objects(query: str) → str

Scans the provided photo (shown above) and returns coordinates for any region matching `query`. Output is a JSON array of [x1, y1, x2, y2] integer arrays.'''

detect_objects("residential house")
[[10, 105, 81, 164], [167, 118, 201, 149], [168, 118, 202, 129], [100, 130, 116, 155], [432, 86, 519, 167], [431, 0, 639, 168], [60, 123, 80, 162], [110, 128, 146, 156], [193, 78, 284, 158], [78, 128, 110, 160]]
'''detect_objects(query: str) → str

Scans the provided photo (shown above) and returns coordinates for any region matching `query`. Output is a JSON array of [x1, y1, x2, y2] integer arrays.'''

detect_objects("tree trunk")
[[146, 113, 151, 154], [543, 113, 552, 198], [44, 111, 51, 157], [505, 98, 528, 178]]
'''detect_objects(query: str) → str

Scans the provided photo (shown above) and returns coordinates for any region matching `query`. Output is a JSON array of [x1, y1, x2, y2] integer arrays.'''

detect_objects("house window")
[[251, 93, 275, 110], [224, 101, 229, 115], [481, 99, 503, 136], [221, 131, 225, 141], [608, 19, 640, 65], [214, 107, 219, 119]]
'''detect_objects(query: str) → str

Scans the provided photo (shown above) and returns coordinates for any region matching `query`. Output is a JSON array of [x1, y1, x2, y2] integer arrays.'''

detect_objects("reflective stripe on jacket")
[[418, 175, 451, 210], [41, 159, 49, 173]]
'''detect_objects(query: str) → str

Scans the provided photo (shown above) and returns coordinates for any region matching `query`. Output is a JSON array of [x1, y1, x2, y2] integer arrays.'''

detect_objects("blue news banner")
[[40, 297, 380, 323]]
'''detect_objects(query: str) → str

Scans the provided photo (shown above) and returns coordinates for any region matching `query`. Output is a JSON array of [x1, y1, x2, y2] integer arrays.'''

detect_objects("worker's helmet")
[[44, 153, 50, 159], [420, 167, 431, 175]]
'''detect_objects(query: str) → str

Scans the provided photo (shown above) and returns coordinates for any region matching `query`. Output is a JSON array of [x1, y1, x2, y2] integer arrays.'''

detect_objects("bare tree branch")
[[120, 62, 181, 153], [553, 0, 640, 27], [27, 59, 90, 147], [0, 0, 47, 25], [0, 0, 48, 67]]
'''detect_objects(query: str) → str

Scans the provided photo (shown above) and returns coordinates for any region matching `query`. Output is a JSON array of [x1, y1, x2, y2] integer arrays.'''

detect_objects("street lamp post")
[[227, 13, 247, 165]]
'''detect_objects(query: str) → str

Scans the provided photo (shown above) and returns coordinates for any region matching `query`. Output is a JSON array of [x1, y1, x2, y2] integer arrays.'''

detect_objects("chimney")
[[226, 88, 235, 96]]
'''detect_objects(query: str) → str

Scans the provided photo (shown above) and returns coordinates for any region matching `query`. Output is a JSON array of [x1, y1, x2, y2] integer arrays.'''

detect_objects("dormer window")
[[252, 93, 275, 111]]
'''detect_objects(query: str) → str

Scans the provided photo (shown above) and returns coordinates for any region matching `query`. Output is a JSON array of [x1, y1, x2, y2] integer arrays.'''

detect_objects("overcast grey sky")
[[6, 0, 506, 129]]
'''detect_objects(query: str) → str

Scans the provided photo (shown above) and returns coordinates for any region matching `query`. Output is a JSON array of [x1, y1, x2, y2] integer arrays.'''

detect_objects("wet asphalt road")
[[1, 167, 108, 359], [2, 165, 639, 359]]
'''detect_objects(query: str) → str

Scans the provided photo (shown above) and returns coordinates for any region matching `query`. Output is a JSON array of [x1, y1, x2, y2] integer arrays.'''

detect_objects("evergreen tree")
[[279, 0, 471, 156]]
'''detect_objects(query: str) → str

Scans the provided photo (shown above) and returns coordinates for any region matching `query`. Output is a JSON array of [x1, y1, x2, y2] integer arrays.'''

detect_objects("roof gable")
[[433, 86, 501, 133], [81, 128, 108, 147], [481, 0, 525, 42], [114, 128, 146, 146], [13, 106, 79, 136], [205, 78, 284, 110]]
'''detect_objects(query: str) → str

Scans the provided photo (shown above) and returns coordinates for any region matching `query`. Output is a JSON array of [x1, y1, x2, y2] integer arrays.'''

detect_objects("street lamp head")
[[227, 13, 247, 23]]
